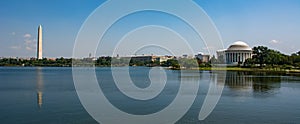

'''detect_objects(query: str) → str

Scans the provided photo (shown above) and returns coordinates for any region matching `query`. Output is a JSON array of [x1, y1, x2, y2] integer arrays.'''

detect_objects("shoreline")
[[1, 65, 300, 73], [168, 67, 300, 74]]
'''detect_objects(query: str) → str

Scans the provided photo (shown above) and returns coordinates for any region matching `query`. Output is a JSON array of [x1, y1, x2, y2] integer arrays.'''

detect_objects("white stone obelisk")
[[37, 25, 43, 59]]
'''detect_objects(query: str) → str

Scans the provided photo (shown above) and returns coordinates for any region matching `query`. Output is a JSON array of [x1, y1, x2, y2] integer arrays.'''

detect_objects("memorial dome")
[[227, 41, 252, 51]]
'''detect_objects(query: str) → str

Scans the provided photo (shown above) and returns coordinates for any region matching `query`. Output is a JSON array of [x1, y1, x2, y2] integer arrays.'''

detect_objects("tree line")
[[244, 46, 300, 69], [1, 46, 299, 70], [0, 56, 203, 69], [0, 57, 72, 67]]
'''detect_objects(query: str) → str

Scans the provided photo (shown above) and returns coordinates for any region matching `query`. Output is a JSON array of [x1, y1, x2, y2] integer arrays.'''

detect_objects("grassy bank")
[[198, 67, 300, 73]]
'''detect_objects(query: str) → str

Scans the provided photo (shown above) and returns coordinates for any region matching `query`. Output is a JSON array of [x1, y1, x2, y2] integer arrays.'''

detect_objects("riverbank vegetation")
[[244, 46, 300, 70], [0, 57, 73, 67], [1, 46, 300, 72]]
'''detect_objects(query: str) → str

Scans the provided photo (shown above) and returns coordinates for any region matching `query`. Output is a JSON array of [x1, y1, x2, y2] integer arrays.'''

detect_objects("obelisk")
[[37, 25, 43, 59]]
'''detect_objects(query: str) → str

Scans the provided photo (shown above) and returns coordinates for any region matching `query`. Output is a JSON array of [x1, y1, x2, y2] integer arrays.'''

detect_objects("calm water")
[[0, 67, 300, 124]]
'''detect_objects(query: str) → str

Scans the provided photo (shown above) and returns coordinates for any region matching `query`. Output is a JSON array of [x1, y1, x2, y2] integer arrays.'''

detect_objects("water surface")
[[0, 67, 300, 124]]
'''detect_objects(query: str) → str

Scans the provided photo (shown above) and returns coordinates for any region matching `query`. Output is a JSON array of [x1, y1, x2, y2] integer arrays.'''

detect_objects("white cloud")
[[270, 40, 280, 44], [24, 39, 36, 45], [202, 46, 216, 50], [9, 34, 36, 52], [24, 39, 36, 51], [10, 46, 21, 50], [11, 32, 16, 36], [23, 34, 32, 38], [26, 46, 34, 51], [25, 39, 32, 45]]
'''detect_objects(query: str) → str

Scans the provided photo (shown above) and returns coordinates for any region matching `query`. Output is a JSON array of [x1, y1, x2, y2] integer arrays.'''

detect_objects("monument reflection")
[[36, 67, 44, 109]]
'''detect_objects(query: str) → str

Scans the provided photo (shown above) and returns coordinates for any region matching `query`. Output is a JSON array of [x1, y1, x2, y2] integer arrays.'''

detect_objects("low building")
[[154, 56, 174, 63], [195, 53, 210, 63], [182, 54, 188, 58], [131, 56, 155, 62], [131, 55, 174, 63]]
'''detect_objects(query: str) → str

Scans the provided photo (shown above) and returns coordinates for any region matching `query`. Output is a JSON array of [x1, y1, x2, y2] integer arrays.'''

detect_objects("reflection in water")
[[37, 91, 43, 108], [36, 68, 43, 109], [226, 72, 253, 91], [252, 76, 281, 93], [225, 71, 281, 95], [199, 70, 226, 120]]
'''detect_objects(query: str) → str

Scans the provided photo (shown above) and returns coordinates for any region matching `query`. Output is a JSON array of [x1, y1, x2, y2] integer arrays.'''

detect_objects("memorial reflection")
[[36, 68, 44, 109], [225, 71, 281, 95]]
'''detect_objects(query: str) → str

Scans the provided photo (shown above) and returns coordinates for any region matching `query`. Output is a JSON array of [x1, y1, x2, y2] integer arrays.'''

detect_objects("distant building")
[[89, 53, 92, 58], [155, 56, 174, 63], [220, 41, 253, 65], [217, 49, 227, 63], [47, 58, 56, 61], [182, 54, 188, 58], [130, 55, 174, 63], [195, 53, 210, 63], [180, 54, 194, 59], [131, 56, 154, 62]]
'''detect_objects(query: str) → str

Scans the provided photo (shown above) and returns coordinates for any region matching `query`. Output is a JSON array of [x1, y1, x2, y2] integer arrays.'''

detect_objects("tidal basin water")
[[0, 67, 300, 124]]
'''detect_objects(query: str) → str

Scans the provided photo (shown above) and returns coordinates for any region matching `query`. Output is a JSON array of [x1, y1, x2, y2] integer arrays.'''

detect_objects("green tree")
[[178, 58, 198, 69], [252, 46, 269, 67], [210, 55, 218, 64]]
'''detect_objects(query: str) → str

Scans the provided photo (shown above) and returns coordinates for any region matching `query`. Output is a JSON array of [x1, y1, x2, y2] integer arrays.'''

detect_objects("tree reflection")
[[225, 71, 281, 96], [252, 76, 281, 93]]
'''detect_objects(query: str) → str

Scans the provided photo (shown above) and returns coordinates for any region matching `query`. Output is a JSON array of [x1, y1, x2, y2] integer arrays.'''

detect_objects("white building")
[[217, 41, 253, 66], [225, 41, 252, 65]]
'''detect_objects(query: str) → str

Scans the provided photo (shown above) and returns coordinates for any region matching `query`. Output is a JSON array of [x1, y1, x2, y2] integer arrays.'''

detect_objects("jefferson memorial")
[[217, 41, 253, 65]]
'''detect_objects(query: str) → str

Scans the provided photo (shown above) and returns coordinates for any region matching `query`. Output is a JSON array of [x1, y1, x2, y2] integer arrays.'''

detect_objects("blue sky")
[[1, 0, 300, 58]]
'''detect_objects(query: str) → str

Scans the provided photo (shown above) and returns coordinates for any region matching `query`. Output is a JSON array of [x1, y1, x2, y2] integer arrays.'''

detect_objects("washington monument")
[[37, 25, 43, 59]]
